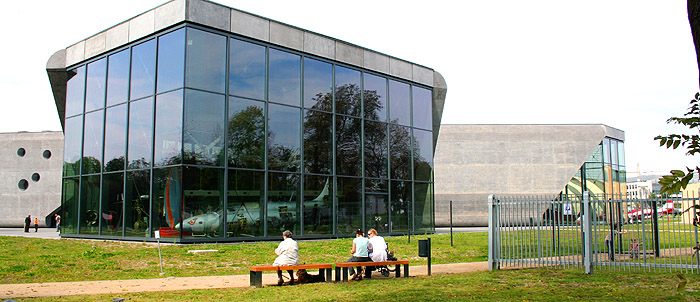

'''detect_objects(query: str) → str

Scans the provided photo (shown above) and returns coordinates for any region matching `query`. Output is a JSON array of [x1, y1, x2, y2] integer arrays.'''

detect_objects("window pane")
[[130, 39, 156, 100], [154, 90, 183, 166], [106, 49, 130, 106], [186, 28, 226, 93], [124, 169, 150, 237], [303, 175, 333, 235], [227, 169, 264, 237], [364, 120, 388, 178], [363, 74, 387, 121], [152, 167, 182, 238], [267, 172, 300, 235], [101, 172, 124, 236], [82, 110, 104, 175], [365, 178, 387, 193], [183, 90, 225, 166], [79, 175, 100, 235], [127, 97, 154, 169], [181, 167, 224, 239], [157, 28, 185, 93], [365, 194, 389, 234], [104, 104, 127, 172], [414, 182, 434, 232], [268, 104, 301, 172], [228, 97, 265, 169], [303, 109, 332, 174], [229, 39, 266, 100], [337, 176, 361, 234], [618, 142, 626, 167], [389, 80, 410, 126], [611, 139, 619, 166], [336, 115, 361, 176], [390, 124, 412, 180], [390, 180, 411, 232], [65, 66, 86, 117], [61, 177, 80, 234], [303, 58, 332, 111], [412, 86, 432, 130], [85, 58, 107, 112], [269, 49, 300, 106], [335, 66, 361, 116], [63, 116, 83, 177], [603, 138, 611, 165], [413, 129, 433, 182]]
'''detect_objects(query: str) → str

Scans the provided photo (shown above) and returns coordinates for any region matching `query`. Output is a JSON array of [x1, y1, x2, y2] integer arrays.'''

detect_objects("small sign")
[[154, 230, 161, 239]]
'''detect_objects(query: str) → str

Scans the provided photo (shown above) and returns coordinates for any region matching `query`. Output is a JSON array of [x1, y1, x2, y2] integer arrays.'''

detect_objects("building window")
[[18, 179, 29, 190], [17, 148, 26, 157]]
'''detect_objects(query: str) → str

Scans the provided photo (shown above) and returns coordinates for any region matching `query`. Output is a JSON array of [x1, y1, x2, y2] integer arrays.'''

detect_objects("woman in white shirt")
[[273, 230, 299, 285], [367, 228, 387, 262]]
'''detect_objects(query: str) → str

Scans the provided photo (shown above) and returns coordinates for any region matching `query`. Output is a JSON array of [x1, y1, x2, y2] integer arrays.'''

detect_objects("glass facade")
[[60, 24, 434, 242], [564, 137, 627, 199]]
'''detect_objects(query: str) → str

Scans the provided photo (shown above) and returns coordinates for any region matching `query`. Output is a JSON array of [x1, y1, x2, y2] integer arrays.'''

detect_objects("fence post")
[[488, 194, 499, 271], [583, 192, 593, 274]]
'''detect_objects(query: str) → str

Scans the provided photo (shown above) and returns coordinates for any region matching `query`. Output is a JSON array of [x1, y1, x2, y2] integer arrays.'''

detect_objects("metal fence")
[[488, 192, 700, 274]]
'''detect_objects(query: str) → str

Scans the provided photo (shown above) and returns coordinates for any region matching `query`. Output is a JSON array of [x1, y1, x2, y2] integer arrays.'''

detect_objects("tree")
[[689, 0, 700, 86]]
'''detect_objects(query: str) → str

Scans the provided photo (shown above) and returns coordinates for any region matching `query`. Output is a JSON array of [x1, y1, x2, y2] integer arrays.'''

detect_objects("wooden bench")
[[249, 263, 333, 287], [334, 260, 409, 282]]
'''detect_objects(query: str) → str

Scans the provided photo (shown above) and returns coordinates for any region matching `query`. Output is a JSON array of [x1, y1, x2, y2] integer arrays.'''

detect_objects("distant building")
[[627, 180, 653, 199]]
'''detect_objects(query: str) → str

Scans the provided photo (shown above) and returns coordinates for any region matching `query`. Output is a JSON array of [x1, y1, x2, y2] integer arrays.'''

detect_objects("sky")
[[1, 0, 698, 179]]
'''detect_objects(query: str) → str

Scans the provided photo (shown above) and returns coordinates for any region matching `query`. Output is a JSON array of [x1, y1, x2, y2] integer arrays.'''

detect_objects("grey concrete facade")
[[434, 124, 624, 227], [0, 132, 64, 227]]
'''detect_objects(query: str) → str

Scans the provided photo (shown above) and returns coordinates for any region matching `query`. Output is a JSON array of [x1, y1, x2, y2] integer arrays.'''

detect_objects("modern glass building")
[[46, 0, 447, 242], [564, 137, 627, 199]]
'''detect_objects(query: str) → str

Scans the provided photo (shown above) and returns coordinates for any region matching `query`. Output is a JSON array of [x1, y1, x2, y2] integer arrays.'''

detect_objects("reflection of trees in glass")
[[303, 109, 332, 174], [227, 106, 265, 169], [81, 156, 101, 175], [363, 89, 384, 121], [335, 83, 362, 116], [390, 124, 412, 180], [364, 120, 388, 179], [183, 121, 224, 166]]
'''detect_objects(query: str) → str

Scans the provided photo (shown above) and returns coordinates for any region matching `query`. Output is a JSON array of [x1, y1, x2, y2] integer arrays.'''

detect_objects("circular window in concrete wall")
[[18, 179, 28, 190], [31, 173, 40, 182], [43, 150, 52, 159], [17, 148, 26, 157]]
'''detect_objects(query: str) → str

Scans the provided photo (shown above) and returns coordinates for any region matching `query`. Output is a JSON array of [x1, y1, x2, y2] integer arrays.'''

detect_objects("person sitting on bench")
[[273, 230, 299, 285], [346, 228, 373, 280]]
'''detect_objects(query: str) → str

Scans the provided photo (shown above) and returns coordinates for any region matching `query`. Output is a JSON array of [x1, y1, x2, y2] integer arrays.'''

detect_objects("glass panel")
[[390, 124, 412, 180], [130, 39, 156, 100], [603, 138, 611, 165], [303, 109, 332, 174], [303, 175, 333, 235], [336, 115, 361, 176], [104, 104, 127, 172], [413, 129, 433, 182], [85, 58, 107, 112], [106, 49, 130, 106], [268, 104, 301, 172], [124, 169, 150, 237], [390, 180, 411, 232], [303, 58, 332, 111], [79, 175, 100, 235], [152, 167, 182, 238], [229, 39, 266, 100], [268, 49, 300, 106], [618, 141, 626, 167], [154, 90, 183, 166], [228, 97, 265, 169], [186, 28, 226, 93], [101, 172, 124, 236], [335, 66, 361, 116], [227, 169, 264, 237], [127, 97, 154, 169], [389, 80, 410, 126], [61, 177, 80, 234], [365, 194, 389, 234], [412, 86, 432, 130], [611, 140, 619, 167], [66, 66, 86, 117], [180, 167, 224, 239], [584, 162, 605, 195], [157, 28, 185, 93], [365, 178, 387, 193], [364, 120, 388, 178], [363, 73, 387, 121], [414, 182, 434, 231], [82, 110, 104, 175], [63, 116, 83, 177], [267, 172, 301, 235], [337, 176, 361, 234], [183, 90, 225, 166]]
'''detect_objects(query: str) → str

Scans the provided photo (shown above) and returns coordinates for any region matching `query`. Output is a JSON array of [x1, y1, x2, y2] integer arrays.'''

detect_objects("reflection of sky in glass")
[[335, 66, 361, 116], [64, 116, 83, 166], [413, 128, 433, 166], [412, 86, 432, 130], [157, 29, 185, 93], [269, 49, 300, 106], [304, 58, 332, 109], [107, 49, 130, 106], [103, 104, 127, 170], [154, 90, 183, 166], [127, 97, 154, 167], [269, 103, 301, 150], [85, 58, 106, 112], [186, 28, 226, 93], [130, 39, 156, 100], [82, 110, 104, 164], [230, 39, 266, 100], [65, 66, 85, 117], [363, 73, 387, 121], [184, 89, 225, 165], [389, 80, 410, 126]]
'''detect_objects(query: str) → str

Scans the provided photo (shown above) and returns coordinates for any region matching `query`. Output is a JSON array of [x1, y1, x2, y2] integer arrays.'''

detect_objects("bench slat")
[[250, 263, 332, 272], [335, 260, 408, 267]]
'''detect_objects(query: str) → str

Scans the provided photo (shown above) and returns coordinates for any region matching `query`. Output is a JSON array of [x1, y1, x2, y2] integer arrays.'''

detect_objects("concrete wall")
[[0, 132, 64, 227], [434, 124, 622, 227]]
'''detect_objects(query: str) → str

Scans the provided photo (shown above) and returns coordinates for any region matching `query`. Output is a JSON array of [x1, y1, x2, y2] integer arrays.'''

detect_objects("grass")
[[0, 232, 487, 284], [18, 268, 700, 301]]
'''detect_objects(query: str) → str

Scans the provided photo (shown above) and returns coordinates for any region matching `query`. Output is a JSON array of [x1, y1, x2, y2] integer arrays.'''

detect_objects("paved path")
[[0, 262, 489, 299]]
